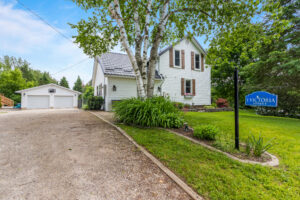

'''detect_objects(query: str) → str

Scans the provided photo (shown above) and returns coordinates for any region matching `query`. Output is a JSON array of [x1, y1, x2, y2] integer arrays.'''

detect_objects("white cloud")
[[0, 1, 122, 87]]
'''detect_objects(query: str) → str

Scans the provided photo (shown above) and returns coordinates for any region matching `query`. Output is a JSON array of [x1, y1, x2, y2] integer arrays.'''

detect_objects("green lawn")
[[119, 110, 300, 200]]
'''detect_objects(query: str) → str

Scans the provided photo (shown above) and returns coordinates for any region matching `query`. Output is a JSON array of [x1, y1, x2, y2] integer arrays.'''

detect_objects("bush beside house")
[[114, 97, 184, 128], [87, 96, 104, 110]]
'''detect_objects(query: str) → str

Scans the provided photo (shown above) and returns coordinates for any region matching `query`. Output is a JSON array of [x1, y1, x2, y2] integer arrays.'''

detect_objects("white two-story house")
[[92, 37, 211, 111]]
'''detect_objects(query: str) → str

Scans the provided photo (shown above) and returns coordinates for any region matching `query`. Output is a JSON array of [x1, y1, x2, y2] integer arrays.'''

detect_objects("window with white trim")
[[99, 84, 103, 96], [195, 54, 200, 69], [174, 50, 180, 67], [185, 79, 192, 95]]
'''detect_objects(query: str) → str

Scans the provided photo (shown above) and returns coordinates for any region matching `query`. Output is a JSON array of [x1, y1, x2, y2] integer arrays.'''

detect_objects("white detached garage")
[[16, 84, 81, 109]]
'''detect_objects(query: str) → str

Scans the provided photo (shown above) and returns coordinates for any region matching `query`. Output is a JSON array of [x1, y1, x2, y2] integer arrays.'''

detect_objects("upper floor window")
[[174, 50, 180, 67], [195, 54, 200, 69]]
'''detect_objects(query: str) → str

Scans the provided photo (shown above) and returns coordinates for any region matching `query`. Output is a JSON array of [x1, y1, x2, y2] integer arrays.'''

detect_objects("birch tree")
[[70, 0, 260, 98]]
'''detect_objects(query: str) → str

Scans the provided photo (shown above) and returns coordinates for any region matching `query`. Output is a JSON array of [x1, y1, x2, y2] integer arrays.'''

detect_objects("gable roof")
[[15, 83, 82, 94], [158, 36, 207, 56], [95, 52, 162, 79]]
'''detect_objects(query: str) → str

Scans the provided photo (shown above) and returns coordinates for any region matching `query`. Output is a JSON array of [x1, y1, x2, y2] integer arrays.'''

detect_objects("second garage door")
[[54, 96, 73, 108]]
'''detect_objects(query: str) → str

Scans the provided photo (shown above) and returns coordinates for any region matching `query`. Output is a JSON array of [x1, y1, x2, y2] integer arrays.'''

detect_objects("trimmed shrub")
[[173, 102, 184, 109], [87, 96, 104, 110], [114, 96, 184, 128], [193, 125, 219, 140], [184, 104, 191, 108], [216, 98, 229, 108]]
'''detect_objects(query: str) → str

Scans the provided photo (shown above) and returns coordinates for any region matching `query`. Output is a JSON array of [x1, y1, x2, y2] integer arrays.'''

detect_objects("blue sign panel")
[[245, 91, 278, 107]]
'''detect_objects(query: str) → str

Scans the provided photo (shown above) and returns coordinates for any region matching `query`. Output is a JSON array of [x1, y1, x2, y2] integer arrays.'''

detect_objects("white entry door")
[[27, 95, 50, 109], [54, 96, 73, 108]]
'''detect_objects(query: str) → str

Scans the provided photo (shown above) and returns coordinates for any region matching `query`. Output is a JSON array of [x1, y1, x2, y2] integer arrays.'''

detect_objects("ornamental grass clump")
[[246, 134, 275, 157], [193, 125, 219, 141], [114, 97, 184, 128]]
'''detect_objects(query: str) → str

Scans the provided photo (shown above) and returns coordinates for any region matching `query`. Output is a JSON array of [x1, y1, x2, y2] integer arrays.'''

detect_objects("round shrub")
[[193, 125, 219, 140], [216, 98, 229, 108], [114, 97, 184, 128], [87, 96, 104, 110]]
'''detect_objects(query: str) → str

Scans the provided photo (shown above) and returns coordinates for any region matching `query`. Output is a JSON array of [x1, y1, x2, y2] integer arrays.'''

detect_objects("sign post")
[[234, 67, 239, 150]]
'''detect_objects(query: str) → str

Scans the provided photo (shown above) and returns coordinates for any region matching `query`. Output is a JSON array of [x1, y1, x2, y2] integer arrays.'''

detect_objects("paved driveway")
[[0, 109, 190, 200]]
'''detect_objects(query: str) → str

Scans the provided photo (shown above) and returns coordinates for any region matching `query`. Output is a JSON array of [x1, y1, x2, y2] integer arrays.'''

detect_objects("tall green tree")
[[208, 0, 299, 114], [207, 23, 264, 104], [73, 76, 83, 92], [59, 76, 70, 88], [38, 72, 56, 85], [83, 85, 94, 101], [70, 0, 259, 98], [245, 0, 300, 114], [0, 69, 26, 103]]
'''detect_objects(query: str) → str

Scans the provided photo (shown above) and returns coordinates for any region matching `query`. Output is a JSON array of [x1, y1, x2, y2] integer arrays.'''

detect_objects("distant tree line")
[[0, 56, 58, 103], [0, 56, 87, 104]]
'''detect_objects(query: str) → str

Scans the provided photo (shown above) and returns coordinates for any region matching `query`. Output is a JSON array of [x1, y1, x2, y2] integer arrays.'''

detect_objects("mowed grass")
[[119, 111, 300, 200]]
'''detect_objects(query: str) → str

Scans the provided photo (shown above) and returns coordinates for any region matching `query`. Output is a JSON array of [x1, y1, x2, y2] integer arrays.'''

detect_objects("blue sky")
[[0, 0, 209, 87]]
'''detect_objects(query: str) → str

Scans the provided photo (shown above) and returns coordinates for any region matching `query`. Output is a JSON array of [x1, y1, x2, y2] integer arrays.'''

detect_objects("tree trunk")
[[109, 0, 146, 98]]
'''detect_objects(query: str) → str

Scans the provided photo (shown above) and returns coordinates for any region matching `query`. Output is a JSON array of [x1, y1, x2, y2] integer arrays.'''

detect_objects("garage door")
[[54, 96, 73, 108], [27, 95, 50, 109]]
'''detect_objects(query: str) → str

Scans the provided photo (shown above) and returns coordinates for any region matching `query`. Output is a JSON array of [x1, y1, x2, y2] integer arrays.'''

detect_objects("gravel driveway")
[[0, 109, 190, 200]]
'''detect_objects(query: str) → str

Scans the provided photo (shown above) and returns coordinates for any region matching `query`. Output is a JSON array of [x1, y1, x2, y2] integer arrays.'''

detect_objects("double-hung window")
[[195, 54, 200, 69], [174, 50, 180, 67], [185, 79, 192, 95]]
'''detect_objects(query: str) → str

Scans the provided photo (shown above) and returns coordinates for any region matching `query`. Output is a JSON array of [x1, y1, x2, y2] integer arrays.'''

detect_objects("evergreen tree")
[[246, 0, 300, 115], [73, 76, 83, 92], [59, 76, 69, 88]]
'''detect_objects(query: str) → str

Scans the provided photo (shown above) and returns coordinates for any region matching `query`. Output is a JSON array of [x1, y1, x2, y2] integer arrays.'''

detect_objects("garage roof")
[[15, 83, 82, 94]]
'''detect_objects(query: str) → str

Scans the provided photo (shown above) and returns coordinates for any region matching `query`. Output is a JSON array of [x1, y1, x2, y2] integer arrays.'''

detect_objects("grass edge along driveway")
[[119, 111, 300, 200]]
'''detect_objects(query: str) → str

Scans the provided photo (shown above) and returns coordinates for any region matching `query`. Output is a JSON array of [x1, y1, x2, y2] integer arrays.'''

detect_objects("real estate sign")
[[245, 91, 278, 107]]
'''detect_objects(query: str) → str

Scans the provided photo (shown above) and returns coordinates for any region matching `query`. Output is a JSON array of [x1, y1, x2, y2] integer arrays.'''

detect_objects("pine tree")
[[73, 76, 83, 92], [59, 76, 69, 88]]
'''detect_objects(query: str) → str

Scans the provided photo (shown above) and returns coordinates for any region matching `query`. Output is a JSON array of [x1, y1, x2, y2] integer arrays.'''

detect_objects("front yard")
[[119, 110, 300, 200]]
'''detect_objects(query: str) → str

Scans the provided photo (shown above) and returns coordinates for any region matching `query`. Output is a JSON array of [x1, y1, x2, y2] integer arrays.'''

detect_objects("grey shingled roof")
[[97, 52, 161, 79]]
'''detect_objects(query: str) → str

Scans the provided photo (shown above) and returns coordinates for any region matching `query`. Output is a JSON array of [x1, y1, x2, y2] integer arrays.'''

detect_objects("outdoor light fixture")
[[158, 86, 161, 92], [23, 93, 26, 96], [113, 85, 117, 92]]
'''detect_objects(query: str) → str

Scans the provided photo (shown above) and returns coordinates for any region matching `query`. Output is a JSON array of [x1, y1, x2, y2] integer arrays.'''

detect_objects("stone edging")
[[167, 129, 279, 167], [88, 112, 204, 200]]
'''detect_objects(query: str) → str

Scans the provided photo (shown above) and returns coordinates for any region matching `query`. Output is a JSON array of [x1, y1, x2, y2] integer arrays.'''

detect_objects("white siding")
[[105, 76, 161, 111], [159, 39, 211, 105], [93, 62, 105, 97]]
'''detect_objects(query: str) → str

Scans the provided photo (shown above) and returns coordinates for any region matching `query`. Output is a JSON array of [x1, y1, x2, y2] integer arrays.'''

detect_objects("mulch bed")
[[170, 127, 272, 163]]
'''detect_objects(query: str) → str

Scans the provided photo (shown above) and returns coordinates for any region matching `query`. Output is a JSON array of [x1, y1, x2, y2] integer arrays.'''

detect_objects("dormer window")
[[195, 54, 200, 69], [174, 50, 180, 67]]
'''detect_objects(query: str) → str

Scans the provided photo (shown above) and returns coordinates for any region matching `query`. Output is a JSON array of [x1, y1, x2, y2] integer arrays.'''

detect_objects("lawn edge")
[[166, 129, 279, 167], [88, 111, 204, 200]]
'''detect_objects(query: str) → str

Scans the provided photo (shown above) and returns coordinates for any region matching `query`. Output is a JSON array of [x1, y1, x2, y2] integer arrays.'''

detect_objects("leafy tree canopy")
[[70, 0, 260, 97], [208, 0, 300, 115]]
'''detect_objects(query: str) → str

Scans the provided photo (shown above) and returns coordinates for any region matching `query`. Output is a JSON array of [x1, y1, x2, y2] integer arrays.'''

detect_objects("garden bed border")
[[166, 129, 279, 167], [89, 111, 204, 200]]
